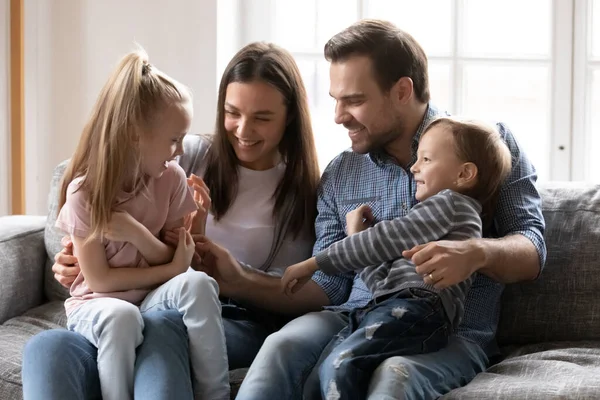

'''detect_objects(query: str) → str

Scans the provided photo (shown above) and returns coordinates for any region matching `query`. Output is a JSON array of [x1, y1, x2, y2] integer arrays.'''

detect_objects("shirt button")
[[402, 203, 408, 210]]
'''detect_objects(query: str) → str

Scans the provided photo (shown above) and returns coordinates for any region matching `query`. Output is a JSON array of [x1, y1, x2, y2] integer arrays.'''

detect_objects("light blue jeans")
[[25, 271, 229, 400], [22, 293, 281, 399], [236, 309, 489, 400]]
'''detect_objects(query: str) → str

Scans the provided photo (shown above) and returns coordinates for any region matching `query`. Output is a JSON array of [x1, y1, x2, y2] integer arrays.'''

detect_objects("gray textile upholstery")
[[2, 165, 600, 399], [0, 216, 47, 324], [496, 183, 600, 345], [443, 183, 600, 399]]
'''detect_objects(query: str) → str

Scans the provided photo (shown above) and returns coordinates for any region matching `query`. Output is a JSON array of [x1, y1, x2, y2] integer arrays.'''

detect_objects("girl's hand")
[[187, 174, 211, 235], [346, 205, 374, 236], [171, 228, 195, 274], [281, 258, 319, 296], [105, 211, 141, 242]]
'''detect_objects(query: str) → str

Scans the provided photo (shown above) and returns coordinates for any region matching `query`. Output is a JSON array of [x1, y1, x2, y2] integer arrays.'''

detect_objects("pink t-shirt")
[[56, 161, 198, 315]]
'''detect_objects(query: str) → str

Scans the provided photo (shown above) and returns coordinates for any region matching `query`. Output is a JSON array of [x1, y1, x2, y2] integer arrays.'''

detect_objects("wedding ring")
[[428, 273, 434, 281]]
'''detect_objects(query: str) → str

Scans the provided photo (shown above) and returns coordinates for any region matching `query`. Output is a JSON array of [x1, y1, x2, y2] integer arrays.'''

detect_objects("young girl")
[[55, 50, 229, 400], [281, 117, 512, 399]]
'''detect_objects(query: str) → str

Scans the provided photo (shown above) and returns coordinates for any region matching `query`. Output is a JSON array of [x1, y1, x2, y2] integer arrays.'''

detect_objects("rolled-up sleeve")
[[494, 122, 547, 273]]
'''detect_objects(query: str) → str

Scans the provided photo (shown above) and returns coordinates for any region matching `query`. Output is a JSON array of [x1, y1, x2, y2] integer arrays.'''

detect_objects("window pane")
[[462, 64, 551, 180], [428, 62, 452, 113], [365, 0, 452, 56], [273, 0, 316, 51], [589, 69, 600, 181], [462, 0, 552, 58], [592, 0, 600, 59], [313, 60, 350, 169], [316, 0, 358, 48]]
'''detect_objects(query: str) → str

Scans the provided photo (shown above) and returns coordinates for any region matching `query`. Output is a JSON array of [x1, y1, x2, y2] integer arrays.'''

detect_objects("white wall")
[[24, 0, 217, 215], [0, 0, 9, 216]]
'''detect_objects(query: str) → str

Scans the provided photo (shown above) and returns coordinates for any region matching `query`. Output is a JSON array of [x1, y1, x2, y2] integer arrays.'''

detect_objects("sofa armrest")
[[0, 215, 47, 324]]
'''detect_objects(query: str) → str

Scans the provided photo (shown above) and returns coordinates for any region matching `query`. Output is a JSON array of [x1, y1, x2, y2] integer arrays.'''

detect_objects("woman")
[[21, 42, 320, 400]]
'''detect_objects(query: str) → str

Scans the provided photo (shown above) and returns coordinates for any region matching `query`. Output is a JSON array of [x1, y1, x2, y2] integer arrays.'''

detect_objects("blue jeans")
[[236, 309, 489, 400], [22, 303, 280, 400], [65, 272, 229, 400], [312, 291, 449, 400]]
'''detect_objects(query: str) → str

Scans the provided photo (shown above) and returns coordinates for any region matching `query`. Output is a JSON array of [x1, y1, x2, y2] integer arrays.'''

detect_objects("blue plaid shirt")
[[311, 104, 547, 354]]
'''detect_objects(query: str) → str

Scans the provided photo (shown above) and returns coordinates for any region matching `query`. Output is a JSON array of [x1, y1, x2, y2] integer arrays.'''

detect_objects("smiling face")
[[139, 101, 192, 179], [223, 80, 288, 171], [329, 55, 405, 154], [410, 125, 468, 201]]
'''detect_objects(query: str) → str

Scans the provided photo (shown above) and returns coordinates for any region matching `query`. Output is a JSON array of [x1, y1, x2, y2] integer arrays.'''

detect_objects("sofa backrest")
[[44, 160, 71, 301], [497, 182, 600, 345]]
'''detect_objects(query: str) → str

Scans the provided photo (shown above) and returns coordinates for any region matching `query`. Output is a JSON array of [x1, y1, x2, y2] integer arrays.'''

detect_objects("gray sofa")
[[1, 165, 600, 398]]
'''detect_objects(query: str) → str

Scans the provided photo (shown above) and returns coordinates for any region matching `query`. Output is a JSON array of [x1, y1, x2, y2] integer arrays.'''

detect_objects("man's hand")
[[195, 236, 244, 297], [187, 174, 211, 235], [52, 236, 81, 288], [105, 211, 141, 243], [346, 205, 374, 236], [403, 239, 485, 289], [281, 257, 319, 296]]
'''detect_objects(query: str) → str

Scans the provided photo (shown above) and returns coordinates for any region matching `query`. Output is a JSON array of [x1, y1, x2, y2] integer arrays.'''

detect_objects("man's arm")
[[476, 234, 540, 283], [477, 122, 546, 281]]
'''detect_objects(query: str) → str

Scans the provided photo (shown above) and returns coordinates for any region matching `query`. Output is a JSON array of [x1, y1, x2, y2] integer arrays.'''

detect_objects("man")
[[208, 19, 545, 399]]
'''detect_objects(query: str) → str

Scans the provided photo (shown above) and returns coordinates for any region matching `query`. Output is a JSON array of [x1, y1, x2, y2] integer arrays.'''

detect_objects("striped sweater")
[[315, 189, 482, 328]]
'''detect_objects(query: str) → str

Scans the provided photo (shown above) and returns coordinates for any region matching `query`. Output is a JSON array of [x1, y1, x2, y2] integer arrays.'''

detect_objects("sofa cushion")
[[497, 183, 600, 345], [443, 341, 600, 399], [0, 216, 47, 324], [44, 160, 71, 302], [0, 301, 66, 399]]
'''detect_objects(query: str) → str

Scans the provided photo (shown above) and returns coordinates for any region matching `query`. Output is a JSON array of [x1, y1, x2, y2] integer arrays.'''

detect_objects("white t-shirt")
[[205, 163, 313, 277]]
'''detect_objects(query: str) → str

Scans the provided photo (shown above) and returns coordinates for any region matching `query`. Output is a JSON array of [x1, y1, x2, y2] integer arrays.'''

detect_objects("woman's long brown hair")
[[204, 42, 320, 239]]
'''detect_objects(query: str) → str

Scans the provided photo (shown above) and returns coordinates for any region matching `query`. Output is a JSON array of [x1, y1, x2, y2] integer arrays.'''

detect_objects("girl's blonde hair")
[[59, 48, 191, 240], [423, 117, 513, 227]]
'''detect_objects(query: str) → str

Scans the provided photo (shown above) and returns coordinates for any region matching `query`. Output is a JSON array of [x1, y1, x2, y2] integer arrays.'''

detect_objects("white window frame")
[[224, 0, 592, 181]]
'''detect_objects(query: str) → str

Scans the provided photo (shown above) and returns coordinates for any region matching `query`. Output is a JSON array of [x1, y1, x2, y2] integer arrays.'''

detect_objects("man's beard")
[[354, 122, 404, 154]]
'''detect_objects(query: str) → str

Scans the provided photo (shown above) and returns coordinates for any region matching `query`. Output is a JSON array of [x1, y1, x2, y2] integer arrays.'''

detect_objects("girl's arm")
[[106, 212, 179, 266], [73, 228, 193, 293]]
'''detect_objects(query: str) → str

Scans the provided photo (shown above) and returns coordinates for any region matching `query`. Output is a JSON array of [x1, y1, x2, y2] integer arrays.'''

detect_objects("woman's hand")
[[187, 174, 211, 235], [195, 236, 244, 297], [281, 257, 319, 296]]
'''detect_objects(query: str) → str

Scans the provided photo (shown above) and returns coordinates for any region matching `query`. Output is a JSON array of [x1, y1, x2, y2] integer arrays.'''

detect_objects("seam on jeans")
[[140, 297, 177, 313]]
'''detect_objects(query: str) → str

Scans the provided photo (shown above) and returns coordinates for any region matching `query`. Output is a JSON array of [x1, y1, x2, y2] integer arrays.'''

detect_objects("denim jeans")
[[65, 271, 229, 400], [236, 310, 350, 400], [311, 290, 449, 400], [22, 296, 281, 399], [236, 303, 488, 400]]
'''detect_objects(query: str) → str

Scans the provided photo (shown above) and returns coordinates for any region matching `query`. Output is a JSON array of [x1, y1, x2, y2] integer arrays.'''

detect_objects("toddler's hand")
[[346, 205, 374, 236], [281, 258, 318, 296]]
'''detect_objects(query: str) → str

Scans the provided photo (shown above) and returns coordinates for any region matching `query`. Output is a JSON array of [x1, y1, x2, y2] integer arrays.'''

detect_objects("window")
[[228, 0, 595, 181], [573, 0, 600, 181]]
